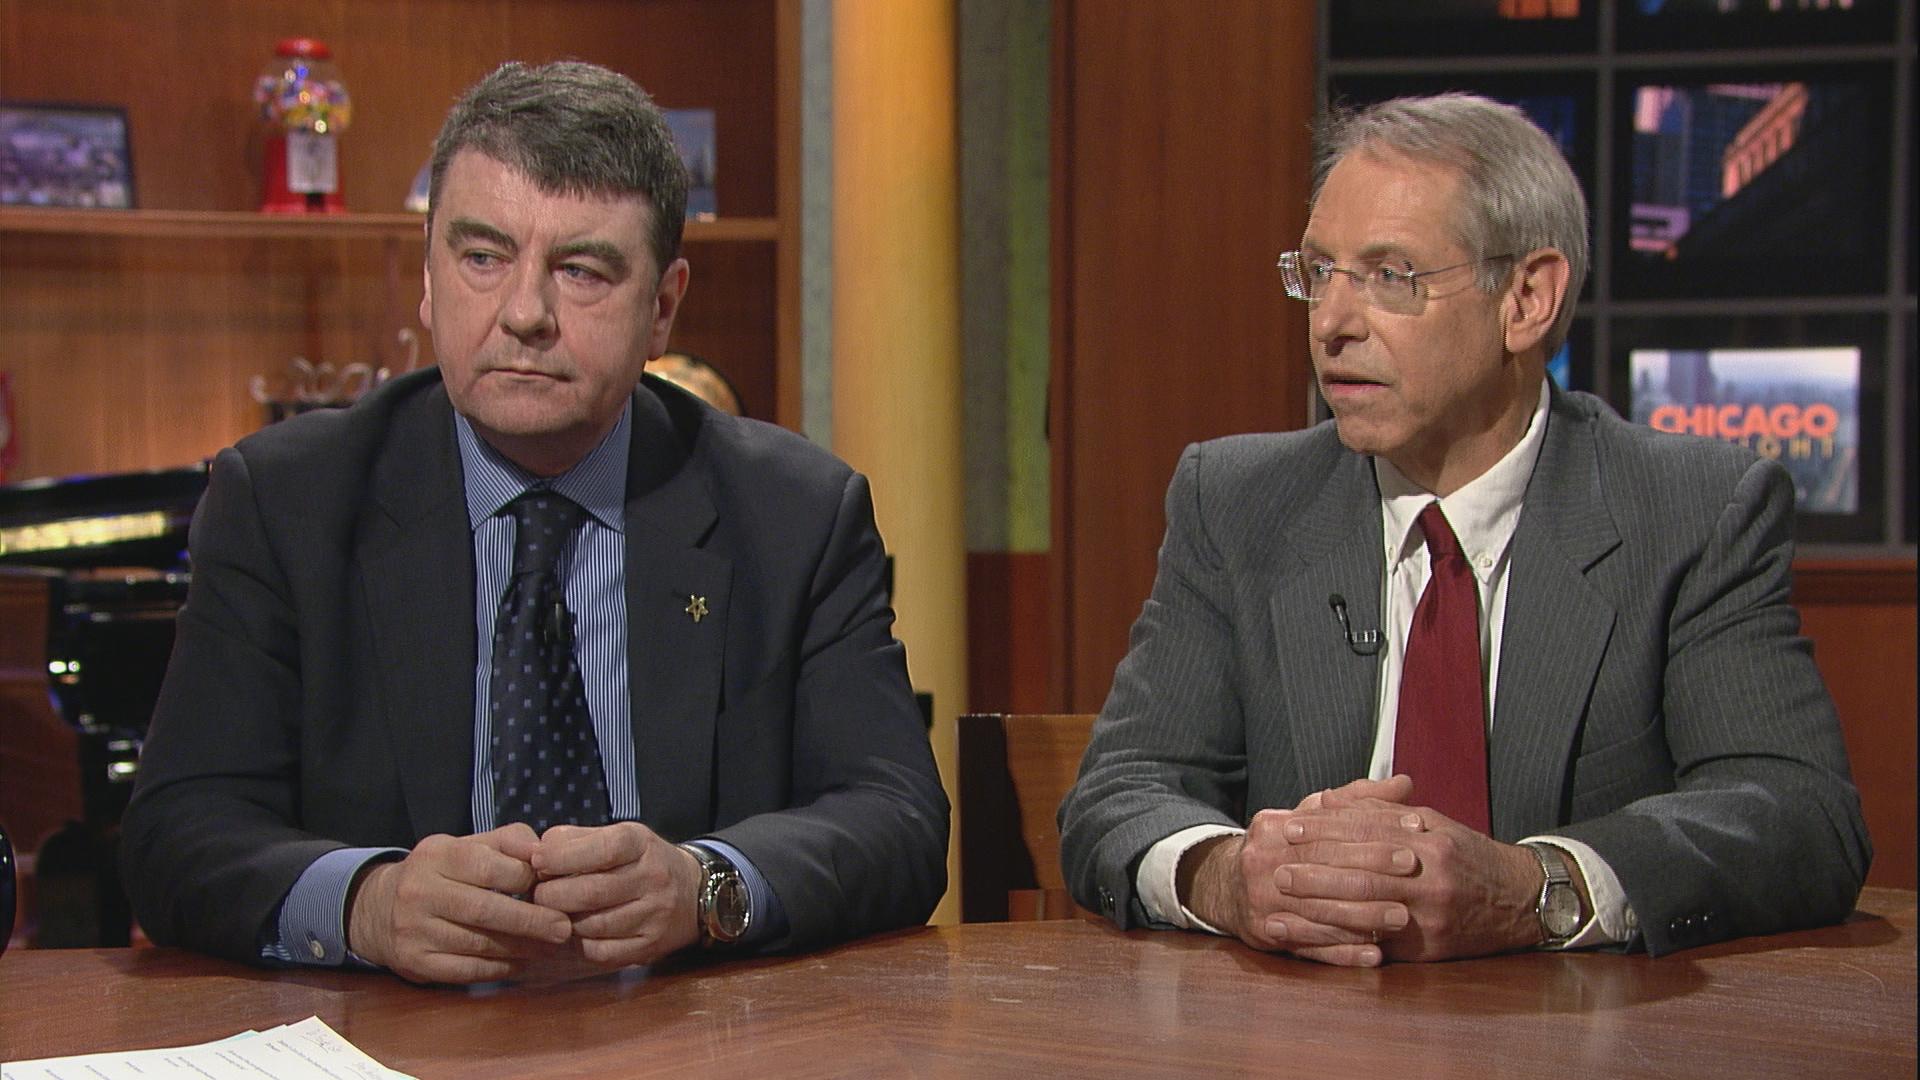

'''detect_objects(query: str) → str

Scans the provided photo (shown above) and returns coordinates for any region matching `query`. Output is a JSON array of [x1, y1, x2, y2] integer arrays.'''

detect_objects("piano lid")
[[0, 464, 208, 571]]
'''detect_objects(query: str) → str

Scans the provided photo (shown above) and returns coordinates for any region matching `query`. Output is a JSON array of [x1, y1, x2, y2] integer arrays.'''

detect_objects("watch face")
[[713, 873, 750, 940], [1543, 885, 1582, 937]]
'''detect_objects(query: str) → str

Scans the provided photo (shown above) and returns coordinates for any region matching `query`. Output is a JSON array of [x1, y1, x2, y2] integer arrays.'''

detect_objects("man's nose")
[[500, 263, 558, 342], [1311, 270, 1367, 344]]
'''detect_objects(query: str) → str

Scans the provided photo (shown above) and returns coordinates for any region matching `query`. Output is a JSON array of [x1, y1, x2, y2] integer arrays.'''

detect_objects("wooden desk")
[[3, 889, 1913, 1078]]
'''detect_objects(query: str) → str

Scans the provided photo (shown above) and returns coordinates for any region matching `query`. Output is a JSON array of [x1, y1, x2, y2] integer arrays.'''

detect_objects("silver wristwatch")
[[1524, 842, 1583, 949], [680, 842, 751, 947]]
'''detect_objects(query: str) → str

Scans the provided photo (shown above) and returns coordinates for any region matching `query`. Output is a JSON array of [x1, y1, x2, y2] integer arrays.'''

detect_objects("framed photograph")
[[665, 107, 717, 221], [1327, 0, 1595, 60], [1611, 63, 1894, 300], [0, 102, 135, 209], [1610, 313, 1886, 544]]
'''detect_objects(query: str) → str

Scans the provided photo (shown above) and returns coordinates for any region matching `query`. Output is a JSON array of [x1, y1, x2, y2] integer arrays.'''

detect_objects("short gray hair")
[[1314, 93, 1587, 353], [428, 61, 688, 274]]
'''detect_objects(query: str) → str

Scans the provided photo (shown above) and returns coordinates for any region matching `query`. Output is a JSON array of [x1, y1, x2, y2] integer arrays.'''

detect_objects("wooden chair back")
[[957, 713, 1097, 921], [0, 568, 82, 947]]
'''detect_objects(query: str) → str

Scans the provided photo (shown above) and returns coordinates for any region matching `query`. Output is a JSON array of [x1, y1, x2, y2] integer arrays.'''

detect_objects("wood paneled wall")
[[0, 0, 778, 219], [1049, 0, 1317, 710], [0, 0, 783, 481]]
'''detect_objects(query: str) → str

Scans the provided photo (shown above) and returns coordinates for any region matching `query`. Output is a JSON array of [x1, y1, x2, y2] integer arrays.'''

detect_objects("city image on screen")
[[1630, 345, 1860, 515]]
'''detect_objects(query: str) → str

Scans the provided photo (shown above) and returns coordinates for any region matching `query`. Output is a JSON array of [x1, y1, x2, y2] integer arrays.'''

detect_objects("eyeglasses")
[[1277, 250, 1516, 315]]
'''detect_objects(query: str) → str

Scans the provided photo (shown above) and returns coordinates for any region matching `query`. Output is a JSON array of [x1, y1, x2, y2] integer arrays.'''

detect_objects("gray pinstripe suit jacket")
[[1058, 385, 1869, 956]]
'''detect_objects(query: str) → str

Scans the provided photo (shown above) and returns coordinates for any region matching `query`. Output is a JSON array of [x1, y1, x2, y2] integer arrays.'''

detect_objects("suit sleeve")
[[1553, 455, 1870, 955], [1058, 443, 1250, 927], [120, 447, 347, 963], [709, 471, 949, 949]]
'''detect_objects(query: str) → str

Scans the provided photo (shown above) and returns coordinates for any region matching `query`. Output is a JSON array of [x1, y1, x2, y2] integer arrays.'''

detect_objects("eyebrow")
[[443, 217, 516, 255], [552, 239, 632, 280], [442, 218, 632, 279]]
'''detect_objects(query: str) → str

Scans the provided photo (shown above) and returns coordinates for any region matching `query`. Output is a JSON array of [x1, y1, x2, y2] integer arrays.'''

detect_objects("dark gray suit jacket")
[[122, 368, 949, 964], [1059, 386, 1868, 955]]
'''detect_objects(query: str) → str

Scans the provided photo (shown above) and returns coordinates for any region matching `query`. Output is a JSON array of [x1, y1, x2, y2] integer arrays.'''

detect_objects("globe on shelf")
[[254, 37, 351, 213]]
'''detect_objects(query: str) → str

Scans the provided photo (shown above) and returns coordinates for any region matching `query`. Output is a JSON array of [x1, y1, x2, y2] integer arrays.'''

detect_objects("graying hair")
[[1313, 93, 1588, 353], [428, 60, 689, 274]]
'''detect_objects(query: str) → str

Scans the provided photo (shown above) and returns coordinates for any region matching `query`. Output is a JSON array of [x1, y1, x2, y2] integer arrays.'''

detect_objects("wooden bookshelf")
[[0, 0, 798, 482]]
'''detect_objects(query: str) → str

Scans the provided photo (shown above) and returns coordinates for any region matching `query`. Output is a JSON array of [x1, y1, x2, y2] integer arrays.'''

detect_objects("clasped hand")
[[346, 821, 703, 985], [1187, 775, 1541, 967]]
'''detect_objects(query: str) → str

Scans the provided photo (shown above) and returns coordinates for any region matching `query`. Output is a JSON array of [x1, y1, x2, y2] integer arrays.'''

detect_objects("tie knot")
[[507, 490, 583, 578], [1416, 502, 1464, 562]]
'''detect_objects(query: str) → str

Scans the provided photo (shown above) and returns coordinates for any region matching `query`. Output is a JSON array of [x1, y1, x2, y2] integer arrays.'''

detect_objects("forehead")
[[433, 150, 655, 253], [1304, 148, 1466, 259]]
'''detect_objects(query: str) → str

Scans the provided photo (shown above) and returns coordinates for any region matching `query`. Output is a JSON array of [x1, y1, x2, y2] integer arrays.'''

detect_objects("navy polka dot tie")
[[489, 490, 611, 834]]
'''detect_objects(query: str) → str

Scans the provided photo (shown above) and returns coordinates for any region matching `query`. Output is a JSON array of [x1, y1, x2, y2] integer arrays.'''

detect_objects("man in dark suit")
[[1058, 93, 1867, 965], [122, 61, 947, 985]]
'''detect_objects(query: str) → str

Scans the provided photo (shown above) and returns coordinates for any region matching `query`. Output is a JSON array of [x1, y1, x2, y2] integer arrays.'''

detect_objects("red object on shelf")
[[260, 133, 345, 214], [256, 37, 349, 214]]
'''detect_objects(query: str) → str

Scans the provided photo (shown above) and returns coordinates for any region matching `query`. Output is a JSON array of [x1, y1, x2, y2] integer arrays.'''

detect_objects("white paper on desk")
[[2, 1015, 415, 1080]]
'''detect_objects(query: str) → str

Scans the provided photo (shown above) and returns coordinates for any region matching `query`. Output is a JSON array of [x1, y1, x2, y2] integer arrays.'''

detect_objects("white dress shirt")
[[1138, 380, 1638, 949]]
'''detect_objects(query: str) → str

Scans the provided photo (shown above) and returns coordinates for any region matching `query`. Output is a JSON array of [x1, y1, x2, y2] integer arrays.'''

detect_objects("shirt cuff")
[[687, 838, 787, 948], [264, 847, 406, 967], [1521, 834, 1639, 949], [1135, 823, 1245, 934]]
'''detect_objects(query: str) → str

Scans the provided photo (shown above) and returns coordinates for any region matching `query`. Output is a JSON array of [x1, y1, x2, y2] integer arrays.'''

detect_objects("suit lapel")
[[1489, 391, 1622, 839], [621, 389, 728, 840], [1268, 451, 1385, 796], [359, 386, 479, 839]]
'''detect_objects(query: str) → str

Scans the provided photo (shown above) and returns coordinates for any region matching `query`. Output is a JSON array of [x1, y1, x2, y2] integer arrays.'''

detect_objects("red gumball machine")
[[254, 38, 351, 213]]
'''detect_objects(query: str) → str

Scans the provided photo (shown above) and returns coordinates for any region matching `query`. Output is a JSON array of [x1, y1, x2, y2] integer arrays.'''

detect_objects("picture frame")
[[0, 101, 135, 210]]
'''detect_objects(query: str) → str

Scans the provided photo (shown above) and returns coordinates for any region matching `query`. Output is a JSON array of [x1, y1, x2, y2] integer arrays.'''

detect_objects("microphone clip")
[[1328, 593, 1383, 656]]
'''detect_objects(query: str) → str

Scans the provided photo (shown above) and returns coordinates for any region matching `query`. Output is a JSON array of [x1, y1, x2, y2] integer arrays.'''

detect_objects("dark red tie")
[[1394, 503, 1490, 833]]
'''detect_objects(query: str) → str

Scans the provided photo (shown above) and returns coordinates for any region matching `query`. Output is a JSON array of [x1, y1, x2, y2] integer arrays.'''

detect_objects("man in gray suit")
[[1058, 94, 1868, 965]]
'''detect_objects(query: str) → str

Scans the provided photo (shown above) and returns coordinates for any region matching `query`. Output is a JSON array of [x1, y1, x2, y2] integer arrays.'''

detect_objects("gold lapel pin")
[[685, 595, 709, 623]]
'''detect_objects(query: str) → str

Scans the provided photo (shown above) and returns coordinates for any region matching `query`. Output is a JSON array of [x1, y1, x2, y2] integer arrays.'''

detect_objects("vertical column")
[[831, 0, 966, 924]]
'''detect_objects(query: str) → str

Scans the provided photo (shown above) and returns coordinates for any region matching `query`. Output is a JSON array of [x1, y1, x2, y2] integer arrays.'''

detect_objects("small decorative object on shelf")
[[0, 102, 135, 209], [665, 108, 717, 220], [250, 330, 419, 423], [254, 37, 351, 214]]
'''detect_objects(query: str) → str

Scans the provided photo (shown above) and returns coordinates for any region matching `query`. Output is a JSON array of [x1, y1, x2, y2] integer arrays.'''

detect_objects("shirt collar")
[[455, 402, 632, 533], [1375, 378, 1551, 578]]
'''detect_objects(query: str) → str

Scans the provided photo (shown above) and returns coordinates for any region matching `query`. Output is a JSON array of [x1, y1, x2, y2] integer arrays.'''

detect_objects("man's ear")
[[1502, 248, 1570, 357], [648, 257, 692, 358]]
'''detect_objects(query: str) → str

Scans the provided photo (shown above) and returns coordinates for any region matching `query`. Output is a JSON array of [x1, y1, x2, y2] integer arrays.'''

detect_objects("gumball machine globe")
[[254, 37, 351, 212]]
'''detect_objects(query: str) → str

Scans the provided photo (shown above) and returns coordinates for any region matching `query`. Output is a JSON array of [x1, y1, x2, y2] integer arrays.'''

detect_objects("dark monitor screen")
[[1617, 0, 1897, 52], [1612, 65, 1894, 300], [1329, 0, 1595, 59]]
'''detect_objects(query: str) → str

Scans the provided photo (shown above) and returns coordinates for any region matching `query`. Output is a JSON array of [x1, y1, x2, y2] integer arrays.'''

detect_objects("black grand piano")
[[0, 465, 207, 946]]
